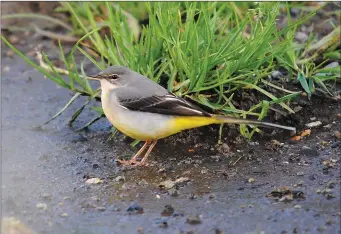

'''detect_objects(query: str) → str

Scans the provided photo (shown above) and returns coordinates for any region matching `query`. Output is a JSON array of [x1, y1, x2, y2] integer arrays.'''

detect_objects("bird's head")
[[87, 65, 132, 90]]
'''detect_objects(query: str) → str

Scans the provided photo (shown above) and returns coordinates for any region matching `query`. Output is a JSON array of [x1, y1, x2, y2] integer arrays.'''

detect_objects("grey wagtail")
[[88, 66, 296, 166]]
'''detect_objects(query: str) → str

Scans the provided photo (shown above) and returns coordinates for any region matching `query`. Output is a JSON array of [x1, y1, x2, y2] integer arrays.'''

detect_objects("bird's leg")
[[116, 141, 150, 166], [131, 141, 150, 161], [139, 140, 158, 165]]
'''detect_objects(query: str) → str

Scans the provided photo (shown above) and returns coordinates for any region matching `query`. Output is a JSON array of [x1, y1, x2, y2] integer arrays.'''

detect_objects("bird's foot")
[[115, 159, 149, 167]]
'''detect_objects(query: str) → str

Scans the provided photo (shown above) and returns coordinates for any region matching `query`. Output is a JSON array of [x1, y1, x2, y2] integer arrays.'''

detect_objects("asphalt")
[[1, 47, 340, 234]]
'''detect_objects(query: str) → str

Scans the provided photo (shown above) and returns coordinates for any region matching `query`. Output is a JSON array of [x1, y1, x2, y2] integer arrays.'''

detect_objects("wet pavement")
[[1, 50, 340, 233]]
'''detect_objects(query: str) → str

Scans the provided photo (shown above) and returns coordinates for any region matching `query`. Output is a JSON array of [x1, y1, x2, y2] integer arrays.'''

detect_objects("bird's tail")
[[213, 115, 296, 132]]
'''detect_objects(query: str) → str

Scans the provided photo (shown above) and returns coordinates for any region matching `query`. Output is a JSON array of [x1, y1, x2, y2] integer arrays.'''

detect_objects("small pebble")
[[294, 205, 302, 209], [305, 121, 322, 128], [248, 178, 255, 183], [325, 193, 336, 199], [279, 194, 293, 202], [126, 204, 144, 214], [200, 169, 208, 174], [300, 146, 318, 157], [42, 193, 52, 200], [271, 70, 283, 79], [153, 217, 168, 228], [159, 221, 168, 228], [248, 141, 259, 146], [327, 181, 336, 189], [157, 168, 166, 173], [95, 206, 106, 211], [320, 141, 329, 146], [297, 181, 305, 186], [159, 177, 190, 190], [168, 188, 179, 197], [297, 172, 305, 176], [113, 176, 125, 182], [36, 203, 47, 210], [188, 193, 198, 200], [334, 131, 340, 139], [323, 159, 336, 168], [60, 212, 69, 217], [186, 215, 202, 225], [217, 143, 231, 155], [331, 142, 340, 148], [161, 205, 174, 216], [159, 180, 175, 190], [323, 124, 332, 129], [90, 196, 100, 201], [293, 106, 303, 112], [85, 178, 103, 184]]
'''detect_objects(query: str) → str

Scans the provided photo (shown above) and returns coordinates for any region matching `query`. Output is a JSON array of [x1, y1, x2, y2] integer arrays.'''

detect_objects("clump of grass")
[[2, 2, 340, 140]]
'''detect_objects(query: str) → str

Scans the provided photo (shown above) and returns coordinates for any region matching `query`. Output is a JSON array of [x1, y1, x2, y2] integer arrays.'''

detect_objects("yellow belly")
[[112, 122, 172, 141], [111, 116, 218, 141], [101, 91, 218, 141]]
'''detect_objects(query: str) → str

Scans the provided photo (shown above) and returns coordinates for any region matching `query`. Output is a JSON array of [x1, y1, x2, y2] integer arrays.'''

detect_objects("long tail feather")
[[214, 115, 296, 132]]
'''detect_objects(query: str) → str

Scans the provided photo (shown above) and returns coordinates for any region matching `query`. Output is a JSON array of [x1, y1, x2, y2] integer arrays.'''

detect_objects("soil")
[[1, 4, 341, 234]]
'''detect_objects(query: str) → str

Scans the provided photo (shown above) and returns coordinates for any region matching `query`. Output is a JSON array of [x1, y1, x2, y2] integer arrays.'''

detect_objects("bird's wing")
[[116, 91, 211, 117]]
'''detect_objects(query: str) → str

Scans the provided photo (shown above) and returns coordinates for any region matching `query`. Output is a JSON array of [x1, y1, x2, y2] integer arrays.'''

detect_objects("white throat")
[[99, 79, 117, 93]]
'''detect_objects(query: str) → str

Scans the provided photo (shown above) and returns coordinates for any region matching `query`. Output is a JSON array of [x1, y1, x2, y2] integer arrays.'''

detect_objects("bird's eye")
[[111, 74, 119, 79]]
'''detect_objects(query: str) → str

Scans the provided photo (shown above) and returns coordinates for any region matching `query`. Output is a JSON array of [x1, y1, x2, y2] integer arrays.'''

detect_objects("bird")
[[88, 66, 296, 166]]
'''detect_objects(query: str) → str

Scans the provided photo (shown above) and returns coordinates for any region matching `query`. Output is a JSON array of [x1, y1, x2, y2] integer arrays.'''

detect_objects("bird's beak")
[[87, 74, 102, 80]]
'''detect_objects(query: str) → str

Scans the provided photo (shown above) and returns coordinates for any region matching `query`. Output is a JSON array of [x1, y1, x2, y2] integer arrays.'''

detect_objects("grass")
[[2, 2, 340, 140]]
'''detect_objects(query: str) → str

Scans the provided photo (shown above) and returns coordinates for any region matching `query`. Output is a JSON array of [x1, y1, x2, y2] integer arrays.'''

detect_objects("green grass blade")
[[41, 92, 81, 126], [297, 72, 311, 99], [75, 115, 105, 132], [41, 52, 71, 89], [233, 81, 295, 113]]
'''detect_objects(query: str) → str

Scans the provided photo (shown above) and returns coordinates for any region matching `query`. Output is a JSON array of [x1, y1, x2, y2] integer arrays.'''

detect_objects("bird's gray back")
[[114, 71, 168, 101]]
